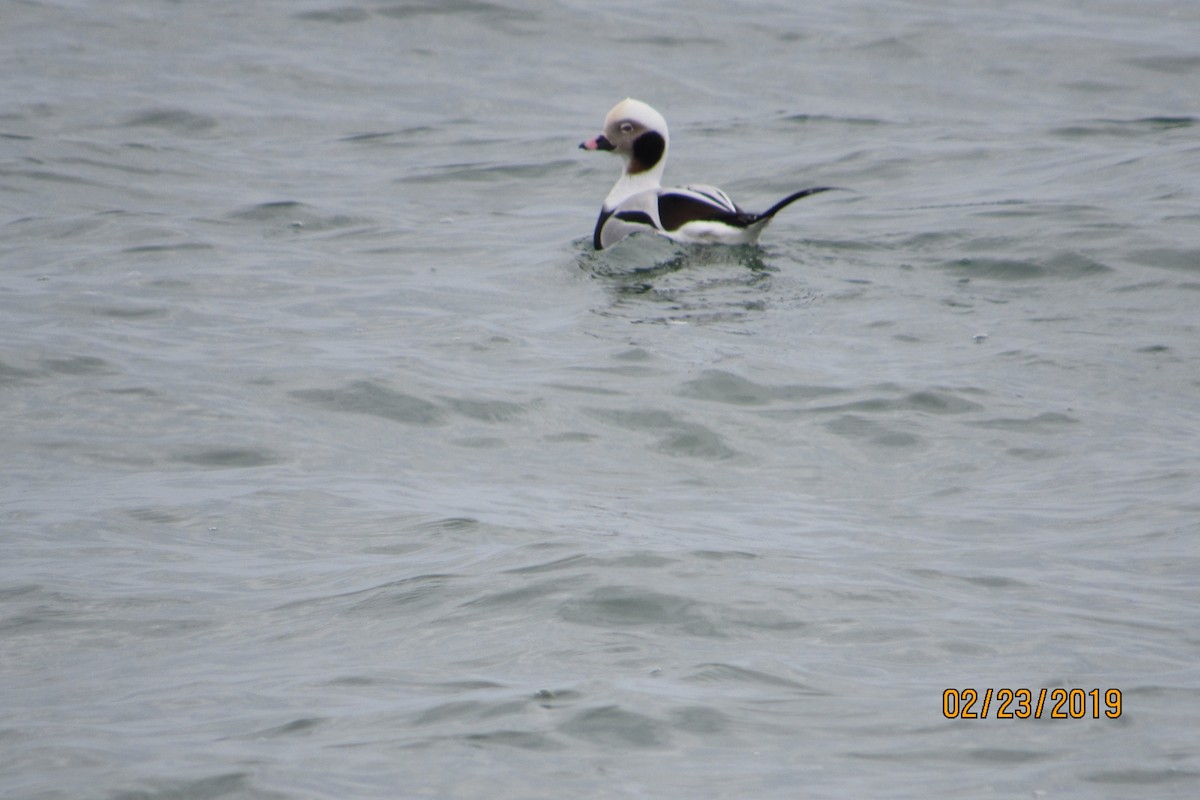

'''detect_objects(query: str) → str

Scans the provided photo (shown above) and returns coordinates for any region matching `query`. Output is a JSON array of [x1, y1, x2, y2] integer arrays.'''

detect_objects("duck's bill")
[[579, 134, 615, 151]]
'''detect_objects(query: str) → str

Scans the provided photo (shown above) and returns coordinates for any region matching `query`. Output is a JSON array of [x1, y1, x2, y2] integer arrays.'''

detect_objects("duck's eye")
[[619, 122, 634, 134]]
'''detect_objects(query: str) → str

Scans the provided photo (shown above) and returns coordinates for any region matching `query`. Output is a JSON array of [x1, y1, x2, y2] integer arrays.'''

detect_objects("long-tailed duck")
[[580, 98, 833, 250]]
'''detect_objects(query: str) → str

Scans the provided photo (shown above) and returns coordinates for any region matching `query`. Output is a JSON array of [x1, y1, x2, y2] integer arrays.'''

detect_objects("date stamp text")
[[942, 688, 1122, 719]]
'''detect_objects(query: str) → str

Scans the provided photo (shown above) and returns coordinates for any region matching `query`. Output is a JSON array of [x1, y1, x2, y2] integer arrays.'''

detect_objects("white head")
[[580, 98, 670, 207]]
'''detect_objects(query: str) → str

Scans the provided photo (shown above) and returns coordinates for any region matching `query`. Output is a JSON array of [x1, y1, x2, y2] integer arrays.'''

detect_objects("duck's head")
[[580, 98, 669, 176]]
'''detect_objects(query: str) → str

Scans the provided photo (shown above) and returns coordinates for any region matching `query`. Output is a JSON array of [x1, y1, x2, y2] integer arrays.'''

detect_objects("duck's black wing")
[[658, 185, 835, 231]]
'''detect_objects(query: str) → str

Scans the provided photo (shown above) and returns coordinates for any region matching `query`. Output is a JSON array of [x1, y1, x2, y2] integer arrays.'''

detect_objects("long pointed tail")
[[756, 186, 837, 223]]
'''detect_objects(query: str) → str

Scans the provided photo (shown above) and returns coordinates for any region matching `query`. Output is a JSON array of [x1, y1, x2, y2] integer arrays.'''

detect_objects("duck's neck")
[[603, 157, 667, 210]]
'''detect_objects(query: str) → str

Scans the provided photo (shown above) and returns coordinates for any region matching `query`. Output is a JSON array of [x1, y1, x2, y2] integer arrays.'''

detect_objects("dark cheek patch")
[[629, 131, 666, 174]]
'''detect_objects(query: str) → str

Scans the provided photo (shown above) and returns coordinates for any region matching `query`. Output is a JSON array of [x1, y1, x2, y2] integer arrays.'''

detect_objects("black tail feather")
[[755, 186, 837, 223]]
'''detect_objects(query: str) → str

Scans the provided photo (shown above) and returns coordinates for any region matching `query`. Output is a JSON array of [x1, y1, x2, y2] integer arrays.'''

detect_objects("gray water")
[[3, 0, 1199, 797]]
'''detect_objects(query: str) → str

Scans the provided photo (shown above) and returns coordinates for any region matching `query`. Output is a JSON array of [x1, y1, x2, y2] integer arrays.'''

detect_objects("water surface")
[[2, 1, 1199, 798]]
